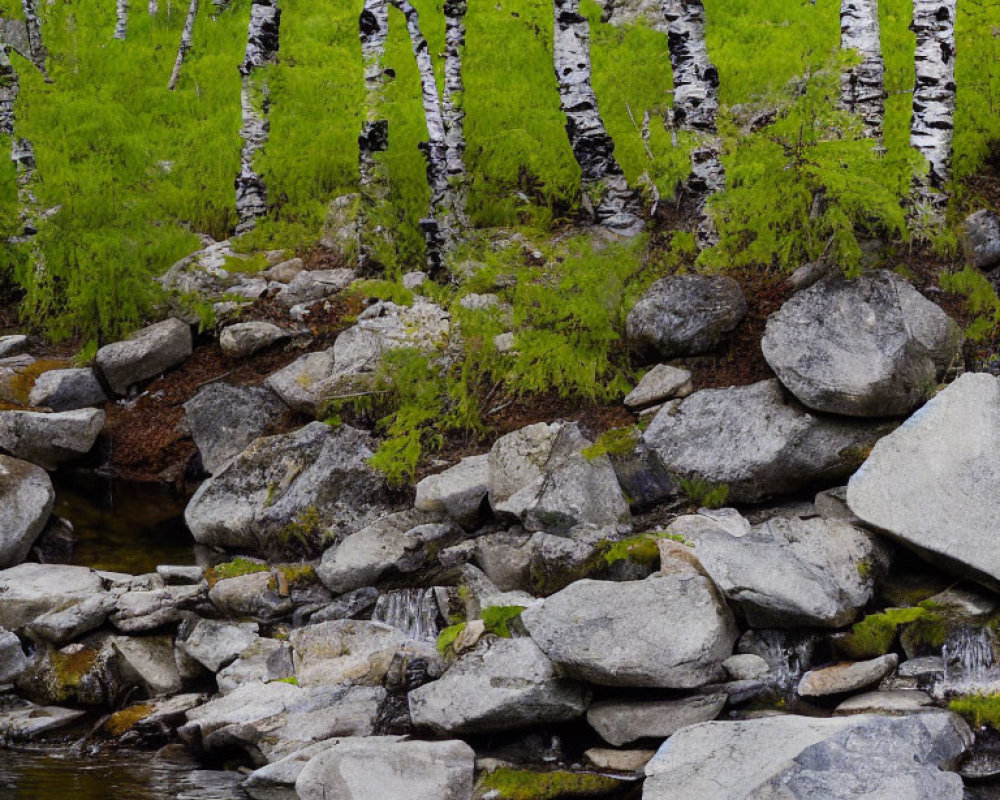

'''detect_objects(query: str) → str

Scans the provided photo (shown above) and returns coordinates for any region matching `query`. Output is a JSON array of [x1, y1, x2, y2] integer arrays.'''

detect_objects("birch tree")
[[148, 0, 158, 15], [840, 0, 885, 140], [358, 0, 390, 268], [553, 0, 643, 236], [114, 0, 128, 40], [664, 0, 723, 245], [442, 0, 467, 226], [235, 0, 280, 234], [20, 0, 48, 80], [910, 0, 957, 203], [168, 0, 199, 90]]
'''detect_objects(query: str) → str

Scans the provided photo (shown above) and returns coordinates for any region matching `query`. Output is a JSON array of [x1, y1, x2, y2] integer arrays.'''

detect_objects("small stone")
[[798, 654, 899, 697], [220, 322, 291, 359], [834, 690, 935, 715], [723, 654, 771, 681], [0, 336, 27, 358], [28, 368, 108, 411], [963, 209, 1000, 270], [402, 271, 427, 290], [624, 364, 693, 409], [584, 748, 655, 772], [587, 694, 726, 746], [265, 258, 306, 283], [96, 318, 193, 395], [414, 454, 489, 527]]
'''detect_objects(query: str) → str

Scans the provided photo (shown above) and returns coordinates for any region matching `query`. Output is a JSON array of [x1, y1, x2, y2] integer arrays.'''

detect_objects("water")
[[939, 626, 1000, 695], [0, 748, 247, 800], [51, 471, 197, 575], [371, 587, 441, 642]]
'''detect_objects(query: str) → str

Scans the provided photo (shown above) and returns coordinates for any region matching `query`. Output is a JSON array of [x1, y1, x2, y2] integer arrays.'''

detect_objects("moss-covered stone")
[[103, 702, 156, 737], [474, 768, 626, 800], [837, 607, 930, 660], [950, 694, 1000, 730]]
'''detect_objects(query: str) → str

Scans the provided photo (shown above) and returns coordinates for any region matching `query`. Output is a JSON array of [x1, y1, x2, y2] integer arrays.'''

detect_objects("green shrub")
[[678, 477, 730, 509]]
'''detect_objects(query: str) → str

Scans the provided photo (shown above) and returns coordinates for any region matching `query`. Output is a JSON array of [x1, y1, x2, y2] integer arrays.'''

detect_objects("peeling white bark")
[[442, 0, 468, 226], [114, 0, 128, 40], [168, 0, 199, 90], [21, 0, 48, 79], [840, 0, 884, 139], [235, 0, 280, 235], [358, 0, 390, 268], [910, 0, 956, 192], [148, 0, 158, 15], [553, 0, 644, 235]]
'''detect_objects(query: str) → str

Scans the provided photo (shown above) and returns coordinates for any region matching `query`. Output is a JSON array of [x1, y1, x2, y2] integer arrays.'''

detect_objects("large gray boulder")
[[182, 383, 291, 474], [0, 456, 55, 567], [694, 515, 890, 628], [642, 712, 971, 800], [642, 379, 893, 503], [521, 574, 737, 688], [295, 737, 475, 800], [0, 408, 104, 470], [588, 693, 726, 747], [0, 564, 105, 630], [408, 637, 590, 734], [847, 373, 1000, 584], [487, 422, 630, 533], [762, 271, 962, 417], [28, 367, 108, 411], [627, 275, 746, 362], [95, 318, 193, 394], [184, 423, 393, 554]]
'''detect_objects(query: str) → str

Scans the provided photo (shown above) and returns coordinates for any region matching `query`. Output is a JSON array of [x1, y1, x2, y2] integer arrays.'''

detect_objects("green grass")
[[950, 694, 1000, 730]]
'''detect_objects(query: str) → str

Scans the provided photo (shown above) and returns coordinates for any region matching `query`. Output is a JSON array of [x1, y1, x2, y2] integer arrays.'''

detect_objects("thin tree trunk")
[[840, 0, 885, 140], [664, 0, 723, 245], [553, 0, 644, 235], [235, 0, 280, 235], [442, 0, 468, 227], [358, 0, 390, 269], [910, 0, 956, 197], [148, 0, 157, 14], [21, 0, 49, 79], [168, 0, 199, 90], [114, 0, 129, 40], [390, 0, 451, 272]]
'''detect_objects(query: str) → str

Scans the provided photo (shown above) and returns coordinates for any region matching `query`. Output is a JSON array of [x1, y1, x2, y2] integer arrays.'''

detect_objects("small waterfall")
[[938, 626, 1000, 695], [371, 588, 441, 642], [741, 630, 815, 690]]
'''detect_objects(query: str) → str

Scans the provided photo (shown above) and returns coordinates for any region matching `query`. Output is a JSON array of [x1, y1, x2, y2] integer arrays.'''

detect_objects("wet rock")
[[0, 456, 55, 568], [308, 587, 380, 624], [624, 364, 693, 409], [0, 335, 27, 358], [408, 637, 589, 735], [183, 383, 291, 475], [835, 689, 935, 715], [798, 654, 899, 697], [294, 737, 475, 800], [110, 585, 204, 633], [723, 653, 771, 681], [105, 693, 205, 746], [642, 379, 893, 503], [642, 712, 971, 800], [17, 635, 131, 706], [0, 408, 104, 470], [96, 318, 193, 394], [220, 321, 292, 358], [0, 563, 104, 630], [276, 268, 356, 307], [0, 628, 27, 683], [185, 422, 392, 554], [627, 275, 746, 363], [112, 635, 184, 696], [243, 740, 332, 800], [898, 656, 945, 680], [847, 373, 1000, 585], [208, 572, 293, 621], [585, 748, 656, 772], [521, 574, 737, 688], [762, 271, 962, 417], [264, 349, 336, 416], [963, 209, 1000, 270], [176, 618, 260, 673], [289, 620, 404, 687], [588, 693, 726, 747], [414, 454, 489, 527], [0, 695, 86, 738], [217, 638, 295, 694], [23, 593, 117, 645], [28, 367, 108, 411], [317, 511, 461, 595], [487, 422, 630, 533], [694, 515, 889, 628]]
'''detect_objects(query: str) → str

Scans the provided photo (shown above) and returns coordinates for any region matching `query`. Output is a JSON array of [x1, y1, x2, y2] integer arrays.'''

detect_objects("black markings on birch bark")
[[235, 0, 280, 235], [553, 0, 644, 236], [21, 0, 49, 79], [663, 0, 722, 245], [148, 0, 158, 15], [114, 0, 128, 40], [442, 0, 468, 228], [168, 0, 199, 90], [358, 0, 391, 269], [840, 0, 885, 140], [910, 0, 956, 204]]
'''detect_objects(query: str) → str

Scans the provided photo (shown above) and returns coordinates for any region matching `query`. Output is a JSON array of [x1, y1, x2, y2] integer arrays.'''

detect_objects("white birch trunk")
[[910, 0, 956, 193], [391, 0, 451, 271], [358, 0, 390, 268], [840, 0, 884, 139], [235, 0, 280, 235], [553, 0, 644, 235], [168, 0, 199, 90], [114, 0, 129, 40], [442, 0, 468, 227], [663, 0, 723, 245], [21, 0, 49, 79], [148, 0, 158, 15]]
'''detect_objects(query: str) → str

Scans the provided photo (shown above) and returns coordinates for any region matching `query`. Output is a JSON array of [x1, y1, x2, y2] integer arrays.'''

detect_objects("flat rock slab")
[[762, 271, 961, 417], [642, 712, 971, 800], [521, 575, 737, 688], [294, 737, 475, 800], [408, 637, 590, 735], [835, 690, 936, 715], [0, 695, 86, 738], [0, 456, 55, 568], [0, 408, 104, 469], [0, 563, 104, 630], [798, 653, 899, 697], [588, 694, 726, 746], [847, 373, 1000, 585], [642, 379, 893, 503], [96, 318, 193, 394]]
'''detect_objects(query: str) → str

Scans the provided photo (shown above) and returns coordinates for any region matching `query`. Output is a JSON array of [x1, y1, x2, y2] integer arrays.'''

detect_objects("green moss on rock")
[[475, 768, 625, 800]]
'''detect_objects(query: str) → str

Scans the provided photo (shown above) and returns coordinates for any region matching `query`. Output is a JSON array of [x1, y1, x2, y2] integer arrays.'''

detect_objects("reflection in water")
[[51, 471, 197, 575], [0, 748, 247, 800]]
